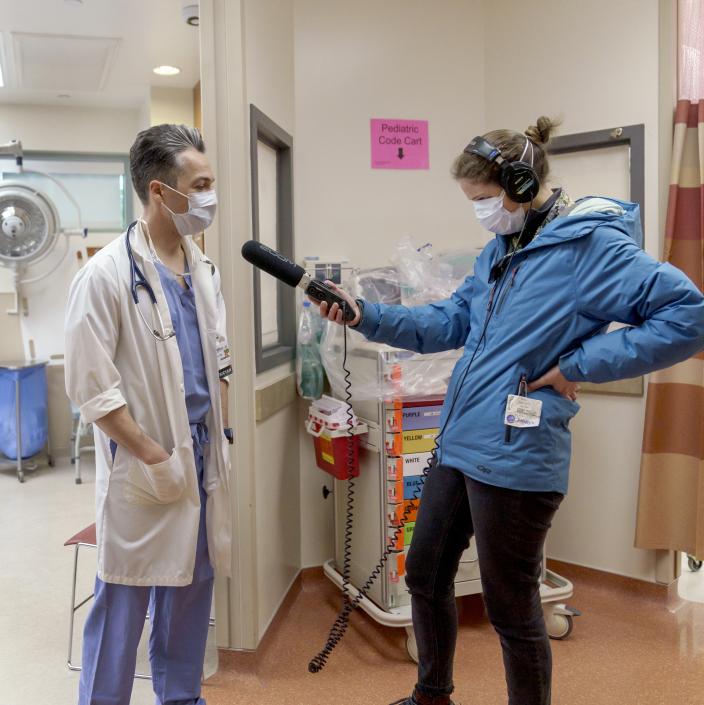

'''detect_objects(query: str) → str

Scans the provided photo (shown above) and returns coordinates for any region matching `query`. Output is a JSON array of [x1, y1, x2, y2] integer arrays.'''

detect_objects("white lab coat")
[[65, 220, 232, 586]]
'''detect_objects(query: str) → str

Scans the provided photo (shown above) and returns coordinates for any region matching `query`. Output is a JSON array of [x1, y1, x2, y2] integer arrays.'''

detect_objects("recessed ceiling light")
[[0, 64, 4, 88], [153, 65, 181, 76]]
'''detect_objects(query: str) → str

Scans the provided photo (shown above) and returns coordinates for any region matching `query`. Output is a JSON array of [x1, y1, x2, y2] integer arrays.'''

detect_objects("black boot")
[[389, 690, 455, 705]]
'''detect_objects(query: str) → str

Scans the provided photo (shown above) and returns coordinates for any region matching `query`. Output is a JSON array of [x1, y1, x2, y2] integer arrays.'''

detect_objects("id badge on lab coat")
[[504, 394, 542, 428], [216, 334, 233, 378]]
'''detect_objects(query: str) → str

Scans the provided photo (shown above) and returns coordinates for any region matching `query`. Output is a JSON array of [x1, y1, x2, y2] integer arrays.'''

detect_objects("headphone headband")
[[464, 136, 504, 165], [462, 134, 540, 204]]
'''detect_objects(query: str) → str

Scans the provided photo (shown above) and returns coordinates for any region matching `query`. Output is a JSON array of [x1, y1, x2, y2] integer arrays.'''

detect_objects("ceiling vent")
[[10, 32, 120, 92]]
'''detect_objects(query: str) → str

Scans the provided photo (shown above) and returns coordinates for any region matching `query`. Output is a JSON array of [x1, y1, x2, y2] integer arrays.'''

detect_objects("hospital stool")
[[69, 404, 94, 485], [65, 524, 215, 681], [65, 523, 151, 680]]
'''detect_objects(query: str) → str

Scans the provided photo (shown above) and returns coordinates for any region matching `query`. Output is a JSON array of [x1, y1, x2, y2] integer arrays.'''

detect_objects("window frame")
[[17, 150, 133, 232], [249, 104, 296, 373], [547, 124, 645, 230]]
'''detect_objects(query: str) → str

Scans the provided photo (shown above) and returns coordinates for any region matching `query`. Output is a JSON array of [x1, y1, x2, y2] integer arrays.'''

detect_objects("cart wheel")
[[70, 458, 75, 465], [547, 613, 573, 640], [48, 457, 55, 468], [688, 556, 703, 572], [406, 633, 419, 663], [75, 478, 82, 485]]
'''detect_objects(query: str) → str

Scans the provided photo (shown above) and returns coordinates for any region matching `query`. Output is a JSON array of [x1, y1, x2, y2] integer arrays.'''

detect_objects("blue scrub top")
[[155, 261, 211, 425]]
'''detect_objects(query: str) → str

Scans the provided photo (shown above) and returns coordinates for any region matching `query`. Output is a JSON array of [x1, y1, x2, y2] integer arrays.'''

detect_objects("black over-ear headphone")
[[463, 135, 540, 204]]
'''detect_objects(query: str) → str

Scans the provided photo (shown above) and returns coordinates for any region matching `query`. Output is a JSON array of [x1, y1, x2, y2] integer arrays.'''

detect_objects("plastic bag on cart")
[[390, 237, 480, 307], [319, 323, 461, 401], [348, 266, 402, 305]]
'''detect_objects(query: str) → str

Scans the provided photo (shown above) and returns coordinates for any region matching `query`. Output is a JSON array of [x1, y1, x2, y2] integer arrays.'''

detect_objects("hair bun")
[[525, 116, 560, 145]]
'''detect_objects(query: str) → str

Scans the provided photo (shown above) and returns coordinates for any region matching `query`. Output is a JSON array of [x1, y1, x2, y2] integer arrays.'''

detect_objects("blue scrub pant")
[[79, 427, 213, 705]]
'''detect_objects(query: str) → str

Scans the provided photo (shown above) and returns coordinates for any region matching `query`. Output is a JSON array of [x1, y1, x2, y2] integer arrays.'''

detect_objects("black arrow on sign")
[[397, 148, 405, 159]]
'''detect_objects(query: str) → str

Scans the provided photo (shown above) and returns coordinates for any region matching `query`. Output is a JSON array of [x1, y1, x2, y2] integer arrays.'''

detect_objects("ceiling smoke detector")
[[182, 3, 199, 26]]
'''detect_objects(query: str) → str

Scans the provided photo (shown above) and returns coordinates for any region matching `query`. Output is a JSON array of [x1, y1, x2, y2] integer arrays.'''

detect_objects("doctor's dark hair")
[[451, 116, 559, 185], [129, 124, 205, 204]]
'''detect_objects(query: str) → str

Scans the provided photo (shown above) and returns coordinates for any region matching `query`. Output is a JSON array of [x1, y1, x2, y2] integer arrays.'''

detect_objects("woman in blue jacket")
[[315, 117, 704, 705]]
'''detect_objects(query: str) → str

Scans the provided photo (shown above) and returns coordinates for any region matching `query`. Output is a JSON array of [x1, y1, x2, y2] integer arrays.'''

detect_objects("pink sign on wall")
[[370, 119, 429, 170]]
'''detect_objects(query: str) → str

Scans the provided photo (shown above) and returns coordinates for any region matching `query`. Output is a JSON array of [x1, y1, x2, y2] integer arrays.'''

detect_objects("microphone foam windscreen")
[[241, 240, 305, 288]]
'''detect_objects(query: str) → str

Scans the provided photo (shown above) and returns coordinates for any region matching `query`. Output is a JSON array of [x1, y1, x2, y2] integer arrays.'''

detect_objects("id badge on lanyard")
[[504, 375, 542, 428]]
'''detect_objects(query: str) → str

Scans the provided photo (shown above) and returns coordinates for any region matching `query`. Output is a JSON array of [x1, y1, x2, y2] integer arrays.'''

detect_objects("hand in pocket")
[[125, 445, 188, 505]]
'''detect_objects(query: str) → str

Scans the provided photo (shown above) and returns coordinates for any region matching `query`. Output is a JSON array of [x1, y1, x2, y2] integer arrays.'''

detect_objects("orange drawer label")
[[388, 499, 419, 527]]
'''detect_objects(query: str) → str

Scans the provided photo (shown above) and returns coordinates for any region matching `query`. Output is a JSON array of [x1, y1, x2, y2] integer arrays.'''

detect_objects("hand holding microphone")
[[315, 281, 361, 327]]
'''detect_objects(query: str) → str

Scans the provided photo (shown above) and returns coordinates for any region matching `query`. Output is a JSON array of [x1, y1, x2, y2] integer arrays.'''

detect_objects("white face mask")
[[160, 183, 217, 237], [473, 191, 526, 235]]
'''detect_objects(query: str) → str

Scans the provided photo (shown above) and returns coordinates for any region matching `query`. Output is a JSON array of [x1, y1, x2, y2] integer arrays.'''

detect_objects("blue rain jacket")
[[356, 198, 704, 494]]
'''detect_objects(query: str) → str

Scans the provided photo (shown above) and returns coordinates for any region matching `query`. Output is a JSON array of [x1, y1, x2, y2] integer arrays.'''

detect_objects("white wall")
[[483, 0, 665, 581], [0, 103, 140, 453], [294, 0, 488, 566]]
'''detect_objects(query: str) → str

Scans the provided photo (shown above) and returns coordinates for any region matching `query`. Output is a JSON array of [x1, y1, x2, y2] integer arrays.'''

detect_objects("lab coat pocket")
[[124, 444, 189, 506]]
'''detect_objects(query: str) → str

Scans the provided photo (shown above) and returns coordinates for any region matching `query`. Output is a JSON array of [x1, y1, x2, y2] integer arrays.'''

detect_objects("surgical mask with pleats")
[[473, 191, 526, 235], [160, 183, 217, 237]]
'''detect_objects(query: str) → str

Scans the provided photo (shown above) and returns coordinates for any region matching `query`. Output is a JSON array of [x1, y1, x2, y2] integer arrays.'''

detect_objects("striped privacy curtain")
[[635, 0, 704, 557]]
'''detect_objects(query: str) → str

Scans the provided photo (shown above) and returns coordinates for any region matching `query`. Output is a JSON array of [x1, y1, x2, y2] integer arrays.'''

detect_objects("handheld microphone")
[[241, 240, 356, 322]]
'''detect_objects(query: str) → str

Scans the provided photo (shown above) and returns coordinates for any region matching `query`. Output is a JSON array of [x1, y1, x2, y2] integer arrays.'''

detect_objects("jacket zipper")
[[495, 264, 521, 316]]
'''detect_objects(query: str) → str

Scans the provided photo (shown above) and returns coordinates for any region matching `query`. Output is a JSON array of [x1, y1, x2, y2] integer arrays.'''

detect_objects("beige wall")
[[244, 0, 301, 641], [294, 0, 488, 568], [0, 103, 141, 153], [483, 0, 667, 581], [200, 0, 674, 652], [294, 0, 488, 272], [245, 0, 294, 133], [200, 0, 300, 648], [149, 86, 196, 127], [294, 0, 674, 582]]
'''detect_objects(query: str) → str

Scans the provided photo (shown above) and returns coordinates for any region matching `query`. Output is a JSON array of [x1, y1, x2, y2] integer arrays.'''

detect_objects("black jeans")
[[405, 464, 563, 705]]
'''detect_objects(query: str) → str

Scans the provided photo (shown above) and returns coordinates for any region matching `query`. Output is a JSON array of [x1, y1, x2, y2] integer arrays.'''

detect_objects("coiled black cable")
[[308, 219, 529, 673], [341, 317, 356, 607]]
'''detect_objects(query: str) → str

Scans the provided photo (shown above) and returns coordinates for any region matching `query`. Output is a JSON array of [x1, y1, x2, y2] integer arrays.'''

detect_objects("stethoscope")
[[125, 220, 176, 342]]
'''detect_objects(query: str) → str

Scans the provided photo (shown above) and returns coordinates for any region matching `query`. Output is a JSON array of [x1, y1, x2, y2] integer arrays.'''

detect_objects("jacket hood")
[[520, 197, 643, 251]]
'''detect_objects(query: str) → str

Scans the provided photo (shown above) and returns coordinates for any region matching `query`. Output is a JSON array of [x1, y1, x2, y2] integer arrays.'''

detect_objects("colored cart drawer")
[[404, 475, 424, 500], [388, 499, 419, 527], [404, 522, 415, 546], [388, 474, 425, 502], [385, 402, 444, 433], [385, 428, 439, 456], [388, 551, 407, 584], [386, 452, 433, 480], [387, 479, 404, 504]]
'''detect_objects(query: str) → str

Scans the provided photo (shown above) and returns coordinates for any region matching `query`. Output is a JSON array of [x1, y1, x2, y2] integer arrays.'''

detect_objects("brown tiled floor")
[[203, 561, 704, 705]]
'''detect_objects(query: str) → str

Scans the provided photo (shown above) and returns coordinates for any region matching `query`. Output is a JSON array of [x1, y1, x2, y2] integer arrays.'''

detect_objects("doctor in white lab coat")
[[65, 124, 232, 705]]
